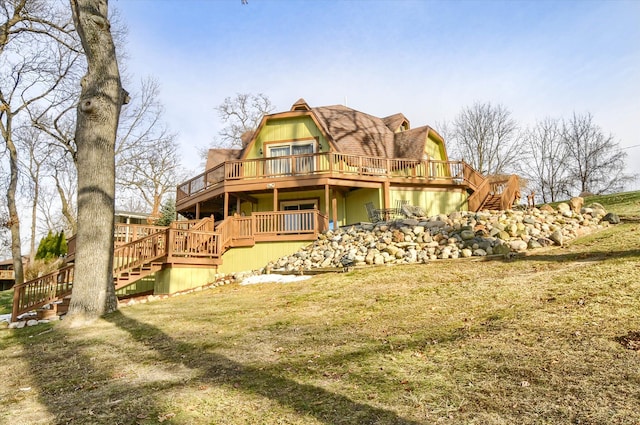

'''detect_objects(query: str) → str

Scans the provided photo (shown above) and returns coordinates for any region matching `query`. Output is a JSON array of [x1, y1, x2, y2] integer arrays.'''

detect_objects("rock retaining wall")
[[267, 203, 616, 272]]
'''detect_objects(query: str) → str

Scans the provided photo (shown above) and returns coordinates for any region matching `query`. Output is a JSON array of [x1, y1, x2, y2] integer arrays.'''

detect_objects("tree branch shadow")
[[103, 310, 422, 425]]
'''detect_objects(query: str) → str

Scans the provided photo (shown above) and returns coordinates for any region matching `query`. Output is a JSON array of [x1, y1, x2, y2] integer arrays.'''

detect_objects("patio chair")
[[394, 199, 410, 218], [365, 202, 382, 223]]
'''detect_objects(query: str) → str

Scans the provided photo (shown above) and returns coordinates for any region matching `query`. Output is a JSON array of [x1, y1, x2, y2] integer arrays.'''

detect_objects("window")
[[280, 199, 317, 232], [266, 140, 315, 175]]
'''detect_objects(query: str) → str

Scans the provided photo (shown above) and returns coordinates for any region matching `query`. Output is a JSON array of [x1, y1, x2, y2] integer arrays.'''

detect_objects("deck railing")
[[177, 153, 474, 202], [114, 224, 168, 246], [0, 269, 15, 280], [11, 265, 74, 322], [12, 210, 329, 321], [113, 231, 168, 275]]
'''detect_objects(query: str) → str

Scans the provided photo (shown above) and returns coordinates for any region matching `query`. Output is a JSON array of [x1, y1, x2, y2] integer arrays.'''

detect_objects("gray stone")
[[549, 230, 564, 246], [602, 212, 620, 224], [492, 243, 511, 255], [9, 321, 26, 329], [509, 240, 528, 252], [527, 239, 542, 249], [460, 229, 475, 240]]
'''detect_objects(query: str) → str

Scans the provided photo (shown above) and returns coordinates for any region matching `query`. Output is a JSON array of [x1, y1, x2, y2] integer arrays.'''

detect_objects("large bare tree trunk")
[[66, 0, 127, 324], [5, 127, 24, 287]]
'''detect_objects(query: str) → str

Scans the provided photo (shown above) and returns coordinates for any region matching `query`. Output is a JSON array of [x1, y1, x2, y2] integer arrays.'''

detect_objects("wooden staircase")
[[11, 210, 327, 322], [479, 194, 503, 211], [114, 261, 164, 289], [468, 173, 520, 212]]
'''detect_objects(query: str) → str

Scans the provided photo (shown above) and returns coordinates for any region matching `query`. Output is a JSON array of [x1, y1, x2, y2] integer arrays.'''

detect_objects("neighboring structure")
[[177, 98, 516, 225], [0, 258, 16, 291], [115, 210, 154, 225]]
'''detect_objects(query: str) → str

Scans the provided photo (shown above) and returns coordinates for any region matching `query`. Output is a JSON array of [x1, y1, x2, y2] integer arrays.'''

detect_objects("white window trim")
[[266, 139, 316, 157]]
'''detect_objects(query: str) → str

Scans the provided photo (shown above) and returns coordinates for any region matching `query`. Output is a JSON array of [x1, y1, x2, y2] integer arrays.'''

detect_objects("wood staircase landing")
[[114, 261, 164, 289]]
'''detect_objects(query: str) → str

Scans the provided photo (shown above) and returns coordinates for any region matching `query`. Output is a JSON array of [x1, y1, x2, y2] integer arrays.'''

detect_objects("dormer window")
[[291, 98, 311, 111]]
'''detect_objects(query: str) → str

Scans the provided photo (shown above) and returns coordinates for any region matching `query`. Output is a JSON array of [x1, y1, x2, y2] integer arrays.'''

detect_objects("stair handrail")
[[11, 264, 75, 322], [113, 230, 169, 276], [467, 177, 490, 211], [499, 174, 521, 210], [12, 230, 170, 321]]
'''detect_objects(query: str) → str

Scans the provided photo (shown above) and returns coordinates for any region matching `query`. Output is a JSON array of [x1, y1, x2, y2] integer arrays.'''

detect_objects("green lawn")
[[0, 287, 12, 314], [1, 193, 639, 424]]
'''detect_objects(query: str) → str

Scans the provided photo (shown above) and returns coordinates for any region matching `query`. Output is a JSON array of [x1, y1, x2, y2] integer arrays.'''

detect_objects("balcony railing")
[[177, 152, 473, 202], [0, 269, 15, 280]]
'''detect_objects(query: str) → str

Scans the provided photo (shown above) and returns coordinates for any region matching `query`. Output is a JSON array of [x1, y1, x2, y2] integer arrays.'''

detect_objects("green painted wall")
[[390, 188, 468, 217], [250, 116, 328, 158], [152, 240, 311, 294], [254, 190, 325, 212], [425, 133, 446, 161], [345, 188, 381, 224], [154, 266, 219, 294], [218, 240, 311, 274], [116, 276, 155, 296]]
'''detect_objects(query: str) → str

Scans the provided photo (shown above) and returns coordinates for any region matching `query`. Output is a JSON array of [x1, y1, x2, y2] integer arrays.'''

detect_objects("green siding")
[[345, 188, 381, 224], [154, 266, 219, 294], [218, 241, 311, 274], [249, 116, 328, 158], [390, 189, 468, 216], [425, 133, 446, 161], [116, 276, 155, 296], [152, 241, 312, 294]]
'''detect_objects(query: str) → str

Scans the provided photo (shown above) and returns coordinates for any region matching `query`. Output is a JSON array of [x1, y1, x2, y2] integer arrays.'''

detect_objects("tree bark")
[[66, 0, 126, 324], [5, 124, 24, 287]]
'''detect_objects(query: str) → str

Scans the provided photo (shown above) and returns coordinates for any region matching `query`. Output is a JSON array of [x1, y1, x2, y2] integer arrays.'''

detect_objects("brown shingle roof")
[[206, 148, 244, 170], [382, 113, 410, 132], [393, 126, 430, 160], [311, 105, 395, 158]]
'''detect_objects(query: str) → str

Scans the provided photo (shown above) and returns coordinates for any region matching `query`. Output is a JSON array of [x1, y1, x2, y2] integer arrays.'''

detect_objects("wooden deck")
[[11, 210, 328, 322], [176, 153, 482, 211]]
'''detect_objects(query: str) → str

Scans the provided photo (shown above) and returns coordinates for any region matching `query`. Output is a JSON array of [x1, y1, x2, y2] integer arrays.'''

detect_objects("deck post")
[[273, 187, 278, 212], [324, 184, 330, 221], [331, 190, 338, 230], [383, 180, 391, 209], [195, 202, 200, 220], [224, 192, 229, 220], [166, 228, 174, 262]]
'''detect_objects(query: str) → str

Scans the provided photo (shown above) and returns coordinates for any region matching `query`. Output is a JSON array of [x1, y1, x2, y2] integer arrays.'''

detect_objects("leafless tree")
[[67, 0, 127, 323], [448, 102, 522, 175], [562, 113, 633, 195], [15, 124, 51, 262], [215, 92, 274, 148], [519, 118, 571, 203], [0, 0, 77, 287], [115, 77, 184, 218]]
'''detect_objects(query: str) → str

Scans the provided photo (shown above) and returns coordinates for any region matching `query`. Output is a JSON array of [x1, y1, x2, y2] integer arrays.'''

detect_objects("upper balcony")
[[176, 152, 484, 208]]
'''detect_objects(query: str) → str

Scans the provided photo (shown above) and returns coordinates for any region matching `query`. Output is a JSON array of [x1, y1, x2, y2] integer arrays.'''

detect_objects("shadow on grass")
[[104, 310, 422, 424], [501, 248, 640, 264], [15, 310, 423, 424]]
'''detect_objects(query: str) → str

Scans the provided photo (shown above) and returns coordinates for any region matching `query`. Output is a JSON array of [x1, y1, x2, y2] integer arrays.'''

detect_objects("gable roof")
[[214, 99, 447, 165], [311, 105, 396, 158], [381, 113, 410, 132], [394, 126, 431, 160]]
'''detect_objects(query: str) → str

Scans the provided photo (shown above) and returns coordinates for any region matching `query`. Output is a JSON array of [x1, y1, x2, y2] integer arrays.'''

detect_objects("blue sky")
[[115, 0, 640, 186]]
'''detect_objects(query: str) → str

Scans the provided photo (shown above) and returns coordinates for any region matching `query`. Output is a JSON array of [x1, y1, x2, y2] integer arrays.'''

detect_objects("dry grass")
[[1, 222, 640, 424]]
